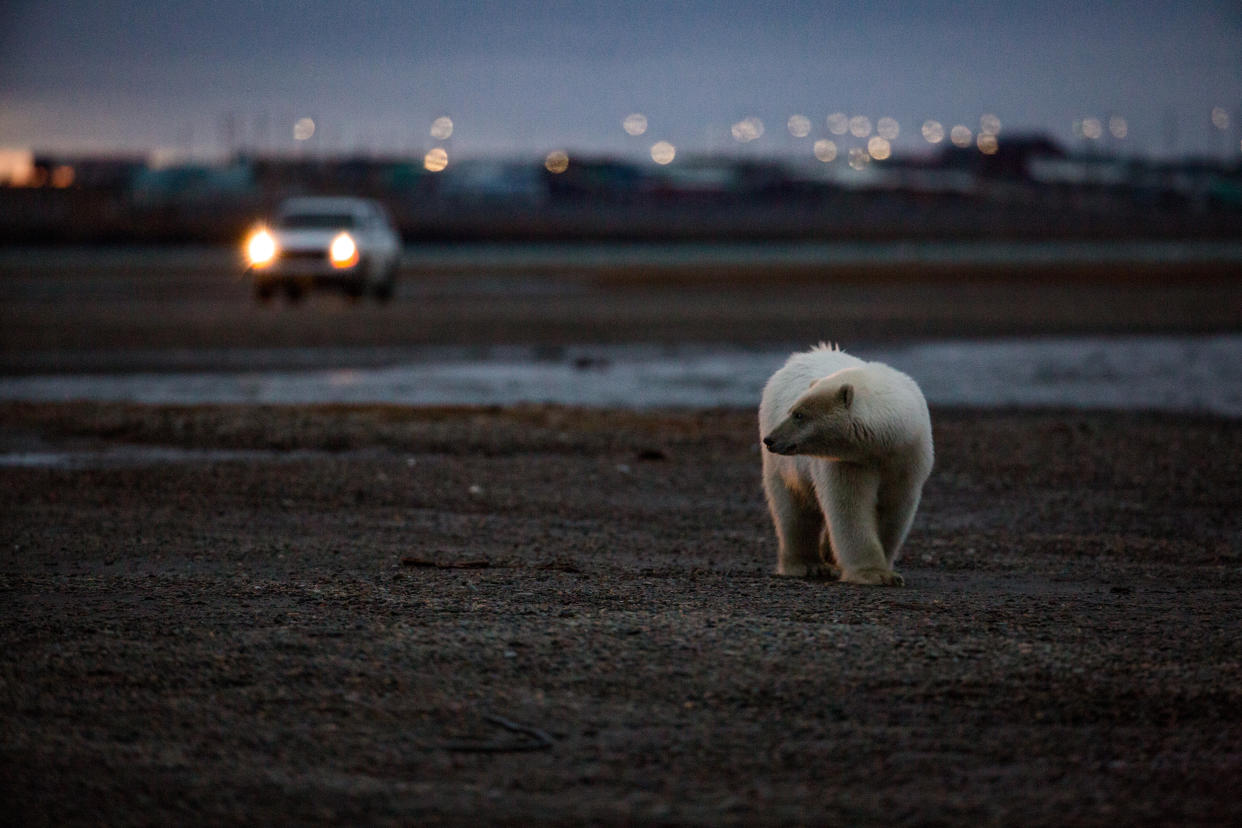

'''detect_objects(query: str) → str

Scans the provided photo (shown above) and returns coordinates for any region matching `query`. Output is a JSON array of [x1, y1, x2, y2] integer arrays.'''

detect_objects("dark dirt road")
[[2, 248, 1241, 374], [2, 402, 1240, 826]]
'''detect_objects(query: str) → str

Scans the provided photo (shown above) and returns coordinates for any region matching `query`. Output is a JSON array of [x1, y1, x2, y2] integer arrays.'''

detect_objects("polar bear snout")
[[764, 413, 812, 455], [762, 433, 798, 455]]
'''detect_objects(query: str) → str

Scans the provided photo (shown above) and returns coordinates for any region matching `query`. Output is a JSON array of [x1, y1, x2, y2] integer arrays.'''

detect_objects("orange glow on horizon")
[[0, 149, 36, 186]]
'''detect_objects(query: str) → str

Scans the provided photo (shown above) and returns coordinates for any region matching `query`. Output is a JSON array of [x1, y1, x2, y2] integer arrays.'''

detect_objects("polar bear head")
[[762, 365, 909, 460]]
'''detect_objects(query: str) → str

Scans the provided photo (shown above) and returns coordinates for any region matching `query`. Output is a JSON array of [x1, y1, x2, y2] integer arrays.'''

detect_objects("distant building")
[[939, 134, 1065, 180]]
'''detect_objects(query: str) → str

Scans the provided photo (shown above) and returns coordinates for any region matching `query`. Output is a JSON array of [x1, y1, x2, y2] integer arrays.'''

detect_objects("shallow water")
[[2, 335, 1239, 416], [0, 445, 348, 469]]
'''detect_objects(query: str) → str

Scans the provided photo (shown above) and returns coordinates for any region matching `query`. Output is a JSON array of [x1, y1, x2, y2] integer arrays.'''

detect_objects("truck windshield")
[[278, 213, 358, 229]]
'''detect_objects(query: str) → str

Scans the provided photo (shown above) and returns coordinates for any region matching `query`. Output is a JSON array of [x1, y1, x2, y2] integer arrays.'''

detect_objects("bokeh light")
[[731, 117, 765, 143], [623, 113, 648, 136], [430, 116, 454, 140], [921, 120, 945, 143], [826, 112, 849, 135], [787, 114, 812, 138], [650, 140, 676, 164], [867, 136, 891, 160], [544, 150, 569, 173], [1109, 115, 1129, 139], [980, 113, 1001, 136], [1211, 107, 1230, 131], [423, 147, 448, 172], [950, 125, 973, 147], [848, 115, 872, 138], [977, 133, 999, 155], [1081, 117, 1103, 139], [847, 147, 870, 170], [293, 117, 315, 141], [877, 117, 900, 140], [50, 165, 75, 188], [813, 139, 837, 162]]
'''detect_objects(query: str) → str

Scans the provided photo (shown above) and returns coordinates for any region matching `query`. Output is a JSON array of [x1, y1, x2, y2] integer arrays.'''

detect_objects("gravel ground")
[[2, 249, 1240, 824], [2, 401, 1240, 826]]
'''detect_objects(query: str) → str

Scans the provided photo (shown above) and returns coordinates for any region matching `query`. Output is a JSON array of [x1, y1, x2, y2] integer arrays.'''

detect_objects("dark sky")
[[2, 0, 1239, 161]]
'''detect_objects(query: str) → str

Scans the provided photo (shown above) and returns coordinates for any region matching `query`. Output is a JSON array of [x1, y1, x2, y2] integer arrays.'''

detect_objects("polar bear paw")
[[841, 567, 905, 587], [777, 560, 841, 580]]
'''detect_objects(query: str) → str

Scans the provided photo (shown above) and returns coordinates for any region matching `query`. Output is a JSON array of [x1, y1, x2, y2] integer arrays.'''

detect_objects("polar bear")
[[759, 344, 933, 586]]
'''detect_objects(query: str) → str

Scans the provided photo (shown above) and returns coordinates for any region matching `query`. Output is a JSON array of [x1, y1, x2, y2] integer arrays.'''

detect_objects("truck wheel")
[[372, 265, 396, 303]]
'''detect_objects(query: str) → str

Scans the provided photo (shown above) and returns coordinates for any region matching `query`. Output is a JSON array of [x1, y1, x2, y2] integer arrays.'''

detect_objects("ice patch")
[[1, 335, 1239, 416]]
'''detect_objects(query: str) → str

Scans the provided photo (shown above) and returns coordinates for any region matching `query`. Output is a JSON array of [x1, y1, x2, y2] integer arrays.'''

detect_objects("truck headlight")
[[246, 228, 278, 268], [330, 232, 359, 268]]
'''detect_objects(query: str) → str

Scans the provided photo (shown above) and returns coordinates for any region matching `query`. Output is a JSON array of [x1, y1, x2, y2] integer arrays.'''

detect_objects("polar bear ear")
[[838, 383, 854, 408]]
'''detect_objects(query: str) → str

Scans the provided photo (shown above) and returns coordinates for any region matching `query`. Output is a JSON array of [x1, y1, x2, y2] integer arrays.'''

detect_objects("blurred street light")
[[623, 113, 648, 136], [293, 117, 315, 141]]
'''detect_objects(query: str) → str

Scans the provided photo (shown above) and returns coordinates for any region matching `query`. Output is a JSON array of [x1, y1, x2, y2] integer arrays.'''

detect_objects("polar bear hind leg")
[[877, 478, 923, 566]]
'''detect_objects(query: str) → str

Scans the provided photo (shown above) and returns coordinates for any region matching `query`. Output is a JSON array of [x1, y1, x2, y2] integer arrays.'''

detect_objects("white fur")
[[759, 344, 933, 586]]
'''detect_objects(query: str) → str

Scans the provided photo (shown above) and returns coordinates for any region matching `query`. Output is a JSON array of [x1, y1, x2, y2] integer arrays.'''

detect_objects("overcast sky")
[[1, 0, 1239, 162]]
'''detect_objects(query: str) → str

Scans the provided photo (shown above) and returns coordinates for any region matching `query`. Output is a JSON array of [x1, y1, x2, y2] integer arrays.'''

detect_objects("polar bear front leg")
[[816, 463, 904, 586], [764, 463, 830, 578], [775, 508, 833, 578]]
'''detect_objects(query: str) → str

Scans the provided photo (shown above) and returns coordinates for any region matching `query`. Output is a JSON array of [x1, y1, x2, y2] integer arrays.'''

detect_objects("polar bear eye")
[[791, 411, 805, 422]]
